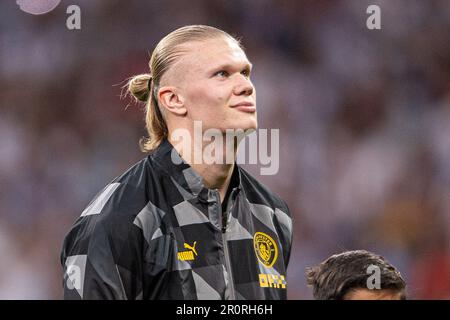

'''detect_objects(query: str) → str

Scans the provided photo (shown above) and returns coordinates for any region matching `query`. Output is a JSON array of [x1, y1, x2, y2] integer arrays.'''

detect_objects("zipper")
[[222, 227, 236, 300], [213, 189, 236, 300]]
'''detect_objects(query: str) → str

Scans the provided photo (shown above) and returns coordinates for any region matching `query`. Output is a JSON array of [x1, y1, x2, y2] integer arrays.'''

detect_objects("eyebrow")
[[209, 62, 253, 73]]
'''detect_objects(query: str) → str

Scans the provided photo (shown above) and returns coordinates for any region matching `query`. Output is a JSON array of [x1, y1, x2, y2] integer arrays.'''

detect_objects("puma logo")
[[184, 241, 198, 256], [178, 241, 198, 261]]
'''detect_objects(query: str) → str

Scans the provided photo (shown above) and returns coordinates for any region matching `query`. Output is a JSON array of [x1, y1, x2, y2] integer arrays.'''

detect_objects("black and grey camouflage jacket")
[[61, 139, 293, 300]]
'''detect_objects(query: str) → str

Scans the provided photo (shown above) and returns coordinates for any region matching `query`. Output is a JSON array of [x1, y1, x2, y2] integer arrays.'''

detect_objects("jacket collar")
[[150, 139, 242, 200]]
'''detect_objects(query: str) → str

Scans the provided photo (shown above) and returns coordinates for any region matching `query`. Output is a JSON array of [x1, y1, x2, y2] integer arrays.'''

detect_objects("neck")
[[192, 162, 234, 202], [169, 131, 238, 202]]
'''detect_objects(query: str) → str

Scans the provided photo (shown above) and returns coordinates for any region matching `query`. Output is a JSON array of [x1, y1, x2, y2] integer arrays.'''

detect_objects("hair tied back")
[[147, 75, 152, 92]]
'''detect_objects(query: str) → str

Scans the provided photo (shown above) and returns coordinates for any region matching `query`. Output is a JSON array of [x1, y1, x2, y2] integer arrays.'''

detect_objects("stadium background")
[[0, 0, 449, 299]]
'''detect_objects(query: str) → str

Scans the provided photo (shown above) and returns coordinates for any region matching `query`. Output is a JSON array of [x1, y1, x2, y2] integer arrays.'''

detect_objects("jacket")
[[61, 139, 293, 299]]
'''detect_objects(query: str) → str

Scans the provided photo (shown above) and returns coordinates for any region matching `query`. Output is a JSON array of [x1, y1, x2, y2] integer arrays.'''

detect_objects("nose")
[[233, 75, 254, 96]]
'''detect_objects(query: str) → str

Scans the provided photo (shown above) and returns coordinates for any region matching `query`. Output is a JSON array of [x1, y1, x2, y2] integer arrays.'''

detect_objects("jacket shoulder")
[[61, 157, 157, 255], [238, 166, 290, 216]]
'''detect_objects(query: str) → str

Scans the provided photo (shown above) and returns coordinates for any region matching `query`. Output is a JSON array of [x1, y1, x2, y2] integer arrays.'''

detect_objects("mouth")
[[230, 102, 256, 113]]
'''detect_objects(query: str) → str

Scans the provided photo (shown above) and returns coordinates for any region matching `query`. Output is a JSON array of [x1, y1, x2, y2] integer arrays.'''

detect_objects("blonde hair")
[[125, 25, 242, 152]]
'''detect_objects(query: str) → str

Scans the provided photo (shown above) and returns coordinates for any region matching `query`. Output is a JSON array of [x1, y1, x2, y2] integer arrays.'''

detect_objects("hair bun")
[[126, 73, 152, 102]]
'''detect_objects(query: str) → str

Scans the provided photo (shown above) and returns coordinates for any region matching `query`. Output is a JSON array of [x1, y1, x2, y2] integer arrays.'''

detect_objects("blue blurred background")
[[0, 0, 449, 299]]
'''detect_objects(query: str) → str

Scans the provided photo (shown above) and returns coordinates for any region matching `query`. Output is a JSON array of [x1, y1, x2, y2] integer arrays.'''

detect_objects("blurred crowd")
[[0, 0, 449, 299]]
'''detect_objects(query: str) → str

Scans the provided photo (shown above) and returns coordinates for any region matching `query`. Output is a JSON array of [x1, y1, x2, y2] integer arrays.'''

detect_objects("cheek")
[[188, 84, 229, 110]]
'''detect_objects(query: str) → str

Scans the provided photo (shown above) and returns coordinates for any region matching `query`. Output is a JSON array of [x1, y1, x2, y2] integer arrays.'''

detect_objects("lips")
[[231, 102, 256, 113]]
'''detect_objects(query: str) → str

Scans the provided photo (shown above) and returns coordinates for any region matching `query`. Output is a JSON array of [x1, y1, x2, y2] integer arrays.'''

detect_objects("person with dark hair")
[[60, 25, 292, 300], [306, 250, 406, 300]]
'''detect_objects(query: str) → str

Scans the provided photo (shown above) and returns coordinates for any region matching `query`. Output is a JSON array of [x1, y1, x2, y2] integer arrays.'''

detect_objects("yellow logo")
[[259, 274, 287, 289], [178, 241, 198, 261], [253, 232, 278, 268]]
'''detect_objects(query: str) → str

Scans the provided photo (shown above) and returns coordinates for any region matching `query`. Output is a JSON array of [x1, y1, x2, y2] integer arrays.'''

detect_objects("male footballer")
[[61, 25, 292, 300]]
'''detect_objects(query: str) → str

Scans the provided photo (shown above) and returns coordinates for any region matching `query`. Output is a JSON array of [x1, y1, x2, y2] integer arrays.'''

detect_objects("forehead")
[[178, 37, 250, 73]]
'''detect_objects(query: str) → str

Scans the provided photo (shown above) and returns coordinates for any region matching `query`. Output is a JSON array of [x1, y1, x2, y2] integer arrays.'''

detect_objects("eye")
[[214, 70, 229, 78], [241, 68, 251, 77]]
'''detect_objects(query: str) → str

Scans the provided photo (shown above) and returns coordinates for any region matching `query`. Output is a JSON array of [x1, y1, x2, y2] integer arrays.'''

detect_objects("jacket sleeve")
[[61, 183, 146, 300]]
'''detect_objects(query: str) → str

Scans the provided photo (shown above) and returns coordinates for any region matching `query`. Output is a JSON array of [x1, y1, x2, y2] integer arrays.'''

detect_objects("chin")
[[232, 115, 258, 132]]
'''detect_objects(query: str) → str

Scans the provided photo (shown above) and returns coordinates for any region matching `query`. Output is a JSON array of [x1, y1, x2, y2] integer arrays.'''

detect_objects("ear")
[[158, 86, 187, 116]]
